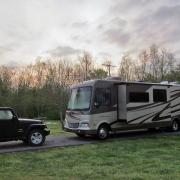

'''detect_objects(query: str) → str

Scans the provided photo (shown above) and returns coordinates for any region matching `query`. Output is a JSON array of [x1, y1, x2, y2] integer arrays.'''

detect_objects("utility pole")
[[85, 58, 88, 81], [102, 63, 116, 77]]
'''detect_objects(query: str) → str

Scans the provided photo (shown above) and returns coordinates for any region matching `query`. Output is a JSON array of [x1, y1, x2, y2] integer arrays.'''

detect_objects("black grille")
[[68, 123, 79, 128]]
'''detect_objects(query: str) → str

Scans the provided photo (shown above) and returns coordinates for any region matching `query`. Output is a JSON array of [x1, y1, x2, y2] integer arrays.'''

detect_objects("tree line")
[[0, 44, 179, 119], [119, 44, 180, 82]]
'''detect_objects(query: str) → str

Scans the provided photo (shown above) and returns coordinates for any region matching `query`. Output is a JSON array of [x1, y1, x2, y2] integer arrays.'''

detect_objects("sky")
[[0, 0, 180, 66]]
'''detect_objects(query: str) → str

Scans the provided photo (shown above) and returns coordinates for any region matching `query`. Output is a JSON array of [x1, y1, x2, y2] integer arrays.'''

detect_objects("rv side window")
[[94, 88, 111, 106], [129, 92, 149, 103], [153, 89, 167, 102]]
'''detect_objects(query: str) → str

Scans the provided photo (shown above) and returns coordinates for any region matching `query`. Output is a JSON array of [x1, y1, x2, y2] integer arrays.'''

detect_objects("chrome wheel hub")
[[31, 132, 43, 145], [99, 128, 107, 139], [173, 121, 178, 131]]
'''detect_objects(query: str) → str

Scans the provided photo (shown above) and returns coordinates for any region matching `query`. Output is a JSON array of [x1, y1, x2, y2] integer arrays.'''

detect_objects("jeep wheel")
[[28, 129, 45, 146]]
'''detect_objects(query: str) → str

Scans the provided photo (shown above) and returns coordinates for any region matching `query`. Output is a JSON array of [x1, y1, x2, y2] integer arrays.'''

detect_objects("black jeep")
[[0, 107, 50, 146]]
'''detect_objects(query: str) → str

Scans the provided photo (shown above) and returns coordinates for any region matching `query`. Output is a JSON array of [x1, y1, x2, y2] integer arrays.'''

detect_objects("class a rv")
[[64, 78, 180, 139]]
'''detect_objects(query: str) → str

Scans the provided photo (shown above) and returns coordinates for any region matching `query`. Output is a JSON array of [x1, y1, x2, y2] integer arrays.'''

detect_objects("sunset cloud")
[[0, 0, 179, 65], [46, 46, 81, 57]]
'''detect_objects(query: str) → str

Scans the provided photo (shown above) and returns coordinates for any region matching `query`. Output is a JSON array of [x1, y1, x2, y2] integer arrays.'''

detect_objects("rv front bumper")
[[64, 127, 97, 135]]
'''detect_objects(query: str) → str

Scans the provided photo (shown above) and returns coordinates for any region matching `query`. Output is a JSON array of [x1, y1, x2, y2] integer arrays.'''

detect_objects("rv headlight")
[[80, 123, 89, 128]]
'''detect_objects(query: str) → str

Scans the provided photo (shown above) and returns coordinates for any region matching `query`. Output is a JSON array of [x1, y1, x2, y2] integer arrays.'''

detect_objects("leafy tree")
[[90, 68, 108, 79]]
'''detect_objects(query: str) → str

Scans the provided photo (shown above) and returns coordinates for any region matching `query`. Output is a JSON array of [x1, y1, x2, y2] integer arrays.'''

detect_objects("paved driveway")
[[0, 130, 180, 154]]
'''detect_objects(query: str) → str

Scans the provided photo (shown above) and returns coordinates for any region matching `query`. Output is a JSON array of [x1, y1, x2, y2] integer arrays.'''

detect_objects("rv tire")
[[171, 120, 179, 132], [97, 124, 109, 140]]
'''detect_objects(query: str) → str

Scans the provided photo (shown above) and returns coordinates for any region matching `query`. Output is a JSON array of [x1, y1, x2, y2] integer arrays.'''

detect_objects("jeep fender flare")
[[25, 124, 46, 137]]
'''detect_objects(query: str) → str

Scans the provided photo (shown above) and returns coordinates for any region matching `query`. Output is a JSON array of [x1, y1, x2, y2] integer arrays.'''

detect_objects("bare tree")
[[79, 51, 94, 81], [119, 54, 136, 81], [159, 49, 176, 81], [135, 50, 149, 81], [149, 44, 161, 81]]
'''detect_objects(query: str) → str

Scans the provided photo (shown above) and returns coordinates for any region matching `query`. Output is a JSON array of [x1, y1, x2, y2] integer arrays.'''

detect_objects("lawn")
[[45, 120, 70, 136], [0, 135, 180, 180]]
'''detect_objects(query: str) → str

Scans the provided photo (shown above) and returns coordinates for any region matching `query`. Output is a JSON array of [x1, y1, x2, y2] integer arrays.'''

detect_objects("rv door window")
[[153, 89, 167, 102], [129, 92, 149, 103], [94, 88, 111, 106]]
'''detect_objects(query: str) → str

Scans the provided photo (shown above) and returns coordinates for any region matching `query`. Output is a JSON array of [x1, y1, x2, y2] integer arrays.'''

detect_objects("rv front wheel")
[[172, 120, 179, 132], [97, 125, 109, 140]]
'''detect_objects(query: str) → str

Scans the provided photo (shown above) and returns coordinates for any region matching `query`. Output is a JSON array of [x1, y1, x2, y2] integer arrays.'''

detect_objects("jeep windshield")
[[67, 86, 92, 110]]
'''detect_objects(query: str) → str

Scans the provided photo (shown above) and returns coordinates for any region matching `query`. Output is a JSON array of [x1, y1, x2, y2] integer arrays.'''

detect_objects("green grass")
[[1, 135, 180, 179], [45, 120, 70, 136]]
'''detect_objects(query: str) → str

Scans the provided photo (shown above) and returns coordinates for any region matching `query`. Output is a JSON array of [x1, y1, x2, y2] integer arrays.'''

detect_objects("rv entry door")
[[117, 85, 127, 121]]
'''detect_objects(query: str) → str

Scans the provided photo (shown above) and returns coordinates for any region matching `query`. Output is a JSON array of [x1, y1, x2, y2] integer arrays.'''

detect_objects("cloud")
[[132, 4, 180, 48], [104, 28, 131, 46], [98, 52, 111, 57], [72, 21, 89, 28], [97, 17, 127, 31], [155, 5, 180, 21], [0, 46, 12, 55], [96, 17, 129, 47], [109, 0, 180, 14], [46, 46, 81, 57], [5, 60, 19, 67], [109, 0, 154, 15], [0, 0, 180, 65], [103, 0, 180, 59], [0, 46, 15, 65], [110, 17, 127, 27]]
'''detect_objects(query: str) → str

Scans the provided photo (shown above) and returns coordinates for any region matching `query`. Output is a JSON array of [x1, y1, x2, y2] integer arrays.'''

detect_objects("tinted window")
[[0, 110, 13, 120], [153, 89, 167, 102], [94, 88, 111, 106], [129, 92, 149, 103]]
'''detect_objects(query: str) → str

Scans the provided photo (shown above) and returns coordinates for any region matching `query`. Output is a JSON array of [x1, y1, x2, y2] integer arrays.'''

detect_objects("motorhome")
[[64, 78, 180, 139]]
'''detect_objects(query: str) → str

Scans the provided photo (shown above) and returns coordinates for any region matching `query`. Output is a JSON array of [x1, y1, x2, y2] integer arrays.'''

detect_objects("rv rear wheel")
[[172, 120, 179, 132], [97, 125, 109, 140]]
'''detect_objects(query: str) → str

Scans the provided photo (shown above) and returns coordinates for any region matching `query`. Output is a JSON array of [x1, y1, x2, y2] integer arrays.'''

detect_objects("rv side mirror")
[[94, 102, 100, 108]]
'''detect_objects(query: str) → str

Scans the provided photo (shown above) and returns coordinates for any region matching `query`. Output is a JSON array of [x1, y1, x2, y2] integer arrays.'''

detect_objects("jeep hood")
[[18, 118, 42, 124]]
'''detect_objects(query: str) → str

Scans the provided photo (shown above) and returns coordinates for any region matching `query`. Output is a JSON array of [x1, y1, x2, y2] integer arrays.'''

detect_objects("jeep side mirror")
[[12, 115, 17, 120]]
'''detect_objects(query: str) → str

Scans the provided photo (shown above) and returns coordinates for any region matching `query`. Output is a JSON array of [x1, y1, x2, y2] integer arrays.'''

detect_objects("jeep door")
[[0, 109, 17, 139]]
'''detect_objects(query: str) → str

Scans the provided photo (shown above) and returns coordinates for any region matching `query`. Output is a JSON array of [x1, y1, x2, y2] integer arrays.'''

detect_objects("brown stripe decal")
[[127, 102, 163, 112], [171, 92, 180, 98], [139, 103, 170, 124], [172, 108, 180, 114], [128, 112, 154, 123], [171, 102, 180, 108]]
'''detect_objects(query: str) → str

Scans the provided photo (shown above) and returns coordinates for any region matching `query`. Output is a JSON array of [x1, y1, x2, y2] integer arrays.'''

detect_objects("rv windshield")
[[67, 86, 92, 110]]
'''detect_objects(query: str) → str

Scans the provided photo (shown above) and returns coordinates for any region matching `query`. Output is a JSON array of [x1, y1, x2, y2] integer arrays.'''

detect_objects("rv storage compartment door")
[[117, 85, 127, 121]]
